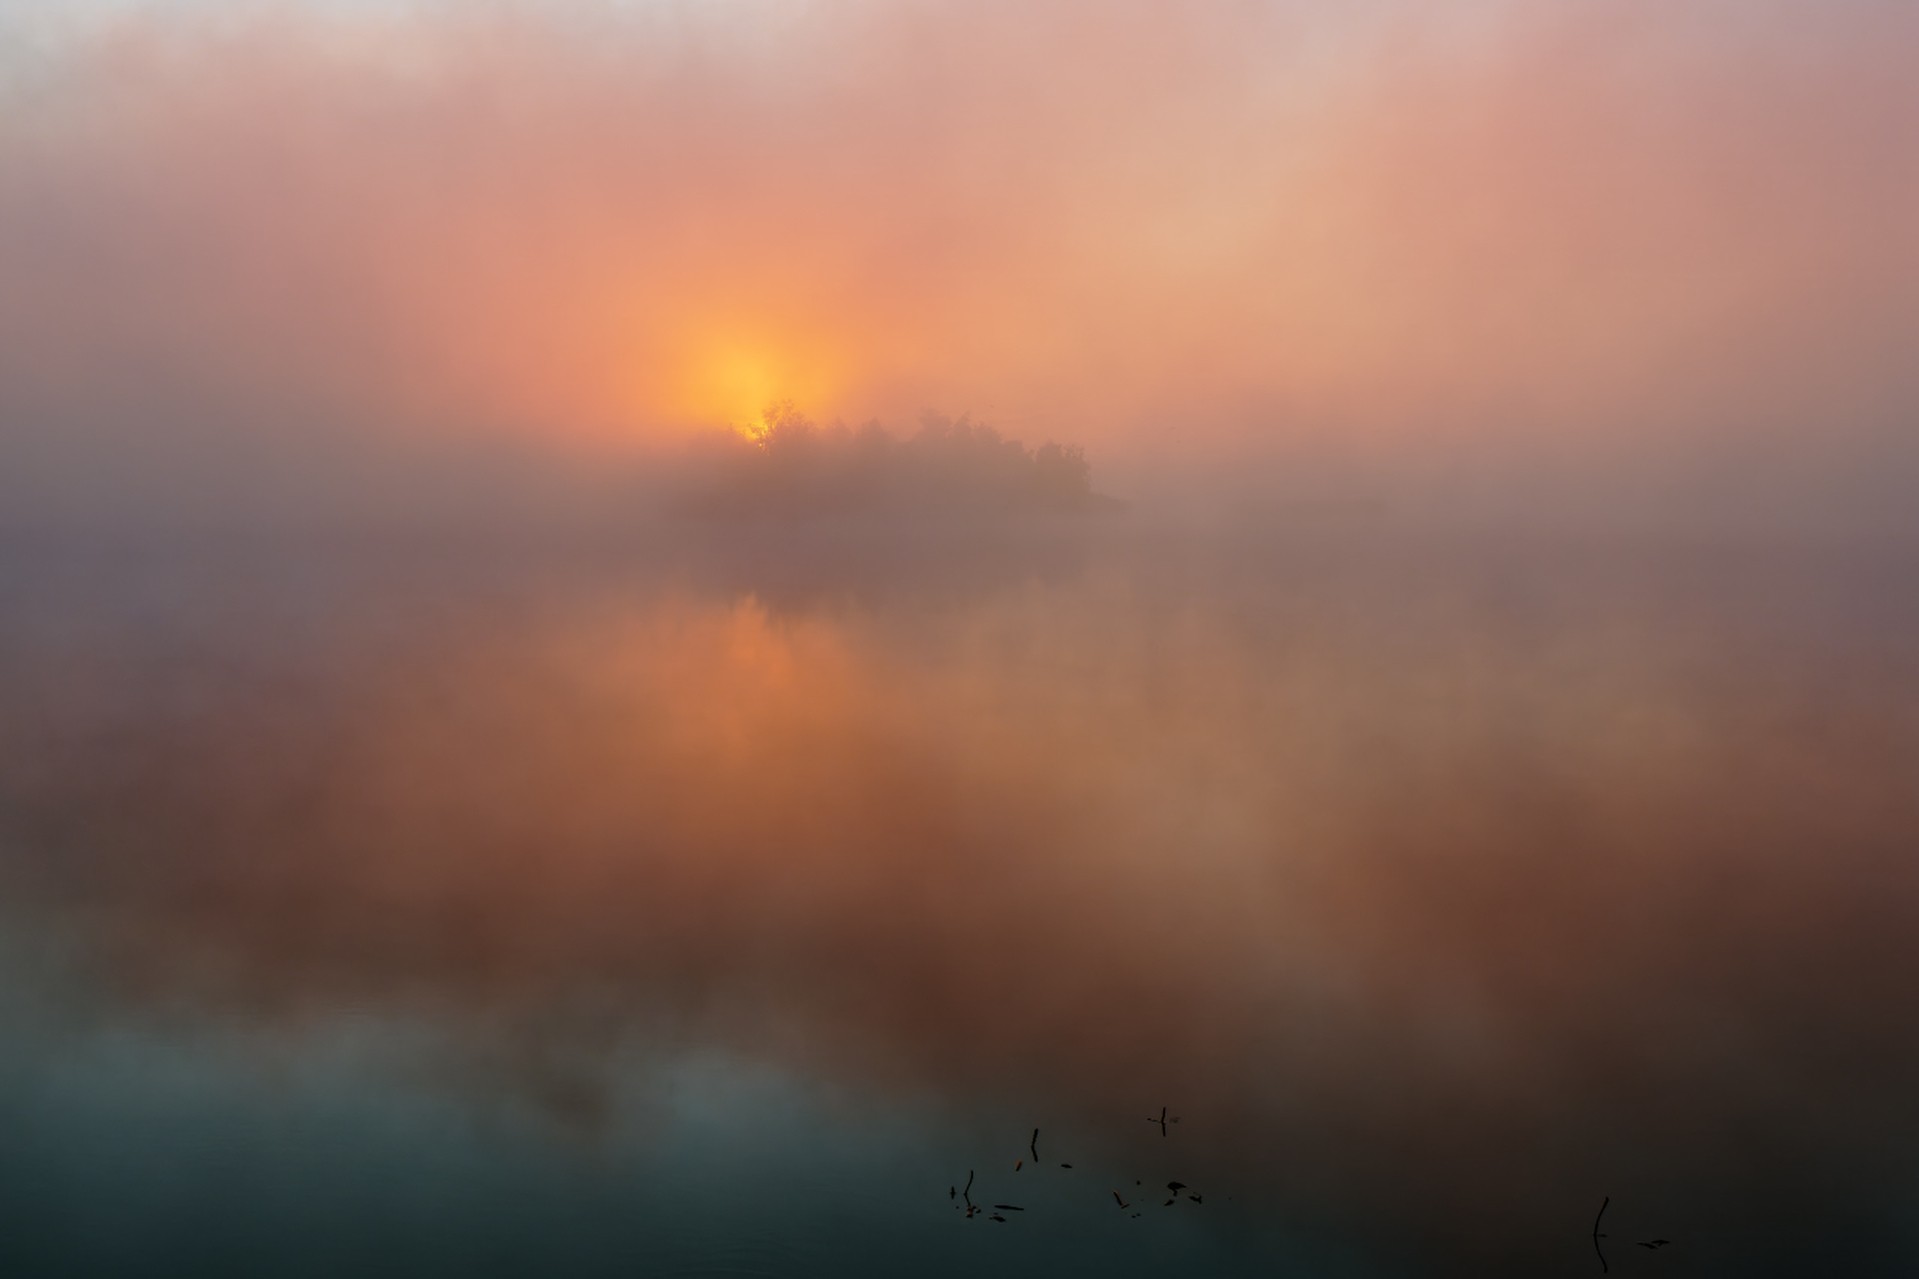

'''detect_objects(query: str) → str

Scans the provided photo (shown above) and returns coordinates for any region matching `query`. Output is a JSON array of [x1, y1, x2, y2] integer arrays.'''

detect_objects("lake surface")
[[2, 530, 1915, 1276]]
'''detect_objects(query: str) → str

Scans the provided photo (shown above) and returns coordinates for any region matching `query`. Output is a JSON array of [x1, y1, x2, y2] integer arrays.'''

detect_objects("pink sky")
[[1, 0, 1912, 530]]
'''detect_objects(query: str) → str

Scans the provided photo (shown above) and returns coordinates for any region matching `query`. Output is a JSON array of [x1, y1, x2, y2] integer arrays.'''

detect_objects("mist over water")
[[2, 530, 1914, 1276], [2, 1, 1915, 1272]]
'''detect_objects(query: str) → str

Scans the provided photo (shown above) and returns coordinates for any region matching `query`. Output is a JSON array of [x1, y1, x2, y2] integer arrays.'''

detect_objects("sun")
[[701, 351, 784, 437], [663, 330, 845, 439]]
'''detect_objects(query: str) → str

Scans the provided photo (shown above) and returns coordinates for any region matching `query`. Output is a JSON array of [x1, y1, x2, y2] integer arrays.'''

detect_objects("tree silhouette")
[[682, 405, 1114, 518]]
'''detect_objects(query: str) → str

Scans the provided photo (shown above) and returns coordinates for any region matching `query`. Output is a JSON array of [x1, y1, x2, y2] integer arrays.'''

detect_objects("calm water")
[[1, 531, 1915, 1276]]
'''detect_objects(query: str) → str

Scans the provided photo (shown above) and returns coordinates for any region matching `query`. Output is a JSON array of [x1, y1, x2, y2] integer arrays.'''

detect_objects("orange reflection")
[[2, 557, 1916, 1265]]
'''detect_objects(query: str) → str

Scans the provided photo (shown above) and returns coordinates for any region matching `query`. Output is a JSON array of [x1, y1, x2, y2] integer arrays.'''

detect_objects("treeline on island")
[[677, 404, 1124, 518]]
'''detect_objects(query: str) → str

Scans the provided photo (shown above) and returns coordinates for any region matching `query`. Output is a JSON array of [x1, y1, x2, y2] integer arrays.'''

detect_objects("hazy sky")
[[1, 0, 1912, 531]]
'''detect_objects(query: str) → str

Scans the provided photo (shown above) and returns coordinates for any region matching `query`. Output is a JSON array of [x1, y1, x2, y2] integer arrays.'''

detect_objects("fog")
[[2, 540, 1917, 1273], [1, 0, 1914, 538], [2, 4, 1916, 1276]]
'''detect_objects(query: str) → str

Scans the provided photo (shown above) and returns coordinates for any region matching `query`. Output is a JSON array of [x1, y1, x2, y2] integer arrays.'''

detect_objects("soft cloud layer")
[[0, 0, 1913, 530]]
